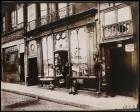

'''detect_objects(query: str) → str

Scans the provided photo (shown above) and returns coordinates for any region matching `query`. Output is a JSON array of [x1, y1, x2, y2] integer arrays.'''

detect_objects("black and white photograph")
[[1, 1, 139, 111]]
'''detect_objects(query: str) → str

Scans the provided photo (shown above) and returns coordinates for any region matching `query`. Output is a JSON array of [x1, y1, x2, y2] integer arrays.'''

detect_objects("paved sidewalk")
[[1, 82, 138, 110]]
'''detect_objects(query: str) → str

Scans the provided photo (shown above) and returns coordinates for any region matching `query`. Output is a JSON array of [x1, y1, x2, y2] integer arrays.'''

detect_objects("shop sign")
[[117, 43, 122, 47], [125, 44, 134, 52]]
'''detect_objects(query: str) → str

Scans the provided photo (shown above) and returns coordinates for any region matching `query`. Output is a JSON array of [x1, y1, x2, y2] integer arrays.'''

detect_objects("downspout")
[[97, 3, 101, 96]]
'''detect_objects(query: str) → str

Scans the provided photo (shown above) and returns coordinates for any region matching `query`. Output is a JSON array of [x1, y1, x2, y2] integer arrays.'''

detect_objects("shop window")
[[54, 32, 68, 51], [3, 46, 18, 73], [42, 36, 54, 77], [70, 27, 89, 77]]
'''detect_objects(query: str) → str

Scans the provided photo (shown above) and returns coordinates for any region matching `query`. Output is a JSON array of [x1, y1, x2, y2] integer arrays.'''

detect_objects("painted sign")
[[125, 44, 134, 52]]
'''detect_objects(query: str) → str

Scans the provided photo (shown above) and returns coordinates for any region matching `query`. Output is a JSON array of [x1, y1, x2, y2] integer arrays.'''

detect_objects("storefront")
[[37, 24, 100, 89], [100, 38, 137, 96], [2, 42, 25, 83]]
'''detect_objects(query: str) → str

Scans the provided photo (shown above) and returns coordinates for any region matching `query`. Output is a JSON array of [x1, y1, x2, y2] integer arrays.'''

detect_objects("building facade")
[[99, 3, 138, 96], [1, 3, 25, 83], [1, 2, 138, 97]]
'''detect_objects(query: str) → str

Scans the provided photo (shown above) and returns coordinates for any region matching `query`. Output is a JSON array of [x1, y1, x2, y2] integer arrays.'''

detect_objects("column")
[[36, 38, 44, 78]]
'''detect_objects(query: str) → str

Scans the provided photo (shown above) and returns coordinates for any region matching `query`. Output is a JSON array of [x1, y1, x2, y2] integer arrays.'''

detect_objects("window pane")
[[11, 10, 17, 27], [47, 36, 54, 77], [104, 11, 116, 25], [17, 7, 23, 24], [28, 4, 36, 22], [58, 3, 67, 18], [55, 33, 68, 51], [70, 30, 79, 77], [78, 28, 88, 76], [2, 16, 6, 32], [40, 3, 47, 17], [118, 6, 132, 22]]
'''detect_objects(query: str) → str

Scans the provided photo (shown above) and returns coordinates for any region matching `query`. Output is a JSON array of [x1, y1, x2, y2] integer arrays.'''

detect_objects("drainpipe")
[[97, 3, 101, 96], [23, 3, 28, 86]]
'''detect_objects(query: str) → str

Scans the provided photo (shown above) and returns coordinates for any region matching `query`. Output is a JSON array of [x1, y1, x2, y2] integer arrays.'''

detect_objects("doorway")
[[20, 53, 25, 82], [110, 47, 135, 96], [28, 58, 38, 86], [54, 50, 69, 87]]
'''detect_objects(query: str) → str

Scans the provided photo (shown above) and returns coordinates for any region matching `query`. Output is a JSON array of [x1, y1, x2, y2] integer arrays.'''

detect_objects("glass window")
[[104, 11, 116, 25], [49, 3, 55, 13], [40, 3, 48, 17], [58, 3, 67, 18], [70, 27, 89, 77], [42, 36, 54, 77], [78, 28, 88, 76], [11, 10, 17, 28], [27, 4, 36, 22], [2, 16, 6, 32], [118, 6, 132, 22], [46, 36, 54, 77], [3, 47, 18, 73], [17, 6, 23, 24], [54, 32, 68, 51]]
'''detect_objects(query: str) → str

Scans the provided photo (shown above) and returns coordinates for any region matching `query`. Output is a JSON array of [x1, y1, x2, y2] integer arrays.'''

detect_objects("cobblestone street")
[[1, 91, 83, 111]]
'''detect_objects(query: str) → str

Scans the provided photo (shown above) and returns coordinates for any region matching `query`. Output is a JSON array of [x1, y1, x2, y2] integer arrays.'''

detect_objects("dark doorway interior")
[[20, 53, 25, 82], [28, 58, 38, 86], [110, 47, 135, 96], [54, 50, 69, 88]]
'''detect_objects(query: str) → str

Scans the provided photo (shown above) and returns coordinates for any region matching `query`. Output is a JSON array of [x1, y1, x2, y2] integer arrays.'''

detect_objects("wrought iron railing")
[[103, 20, 133, 39], [27, 4, 75, 31]]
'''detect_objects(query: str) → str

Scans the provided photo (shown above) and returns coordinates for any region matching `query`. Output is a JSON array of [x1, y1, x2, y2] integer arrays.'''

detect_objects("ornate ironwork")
[[27, 4, 75, 32], [103, 20, 133, 39]]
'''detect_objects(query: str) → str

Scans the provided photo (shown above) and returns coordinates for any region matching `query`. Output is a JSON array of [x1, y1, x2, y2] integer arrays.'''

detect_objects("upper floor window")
[[28, 4, 36, 22], [40, 3, 48, 17], [58, 3, 67, 18], [118, 6, 132, 22], [49, 3, 55, 13], [17, 4, 23, 24], [104, 6, 132, 26], [11, 10, 17, 28], [108, 3, 115, 7], [2, 16, 6, 32], [104, 10, 116, 25]]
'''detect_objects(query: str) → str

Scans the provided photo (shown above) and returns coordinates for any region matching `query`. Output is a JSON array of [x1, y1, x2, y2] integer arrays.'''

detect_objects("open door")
[[28, 58, 38, 86], [54, 50, 69, 87], [110, 47, 135, 96]]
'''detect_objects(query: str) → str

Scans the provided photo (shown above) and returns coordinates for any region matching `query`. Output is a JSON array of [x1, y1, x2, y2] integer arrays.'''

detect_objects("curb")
[[2, 88, 93, 110]]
